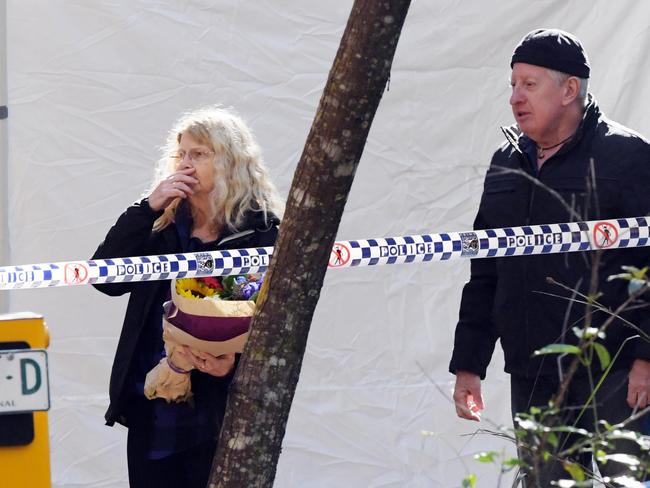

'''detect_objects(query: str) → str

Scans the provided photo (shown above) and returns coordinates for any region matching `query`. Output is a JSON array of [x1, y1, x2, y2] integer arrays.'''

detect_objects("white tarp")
[[4, 1, 650, 486], [1, 0, 8, 314]]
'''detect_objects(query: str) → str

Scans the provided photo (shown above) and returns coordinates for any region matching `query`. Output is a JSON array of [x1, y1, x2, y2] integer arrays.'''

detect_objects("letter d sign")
[[21, 358, 42, 395]]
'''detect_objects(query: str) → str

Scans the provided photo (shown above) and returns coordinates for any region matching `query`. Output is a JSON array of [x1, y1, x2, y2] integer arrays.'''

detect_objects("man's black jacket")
[[450, 97, 650, 379], [92, 199, 279, 427]]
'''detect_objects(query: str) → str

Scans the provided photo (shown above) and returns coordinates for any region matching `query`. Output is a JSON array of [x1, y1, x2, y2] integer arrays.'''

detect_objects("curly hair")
[[149, 105, 284, 233]]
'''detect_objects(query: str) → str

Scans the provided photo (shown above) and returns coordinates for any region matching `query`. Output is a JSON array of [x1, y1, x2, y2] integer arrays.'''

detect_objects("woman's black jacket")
[[92, 199, 279, 427]]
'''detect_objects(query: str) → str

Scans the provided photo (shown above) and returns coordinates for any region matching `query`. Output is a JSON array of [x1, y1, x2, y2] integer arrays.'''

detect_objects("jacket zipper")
[[508, 133, 536, 375], [217, 229, 255, 246]]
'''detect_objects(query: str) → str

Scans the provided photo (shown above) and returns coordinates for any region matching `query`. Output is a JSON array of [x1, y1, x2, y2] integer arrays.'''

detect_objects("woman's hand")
[[148, 168, 199, 212], [176, 346, 236, 377]]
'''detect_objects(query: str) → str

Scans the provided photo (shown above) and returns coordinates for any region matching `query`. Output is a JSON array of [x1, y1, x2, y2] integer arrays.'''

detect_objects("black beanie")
[[511, 29, 590, 78]]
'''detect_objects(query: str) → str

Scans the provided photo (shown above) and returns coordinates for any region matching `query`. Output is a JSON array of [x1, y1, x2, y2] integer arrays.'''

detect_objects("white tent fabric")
[[5, 1, 650, 486], [1, 1, 9, 314]]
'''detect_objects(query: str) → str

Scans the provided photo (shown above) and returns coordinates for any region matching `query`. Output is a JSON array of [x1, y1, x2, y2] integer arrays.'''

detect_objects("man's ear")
[[562, 77, 581, 106]]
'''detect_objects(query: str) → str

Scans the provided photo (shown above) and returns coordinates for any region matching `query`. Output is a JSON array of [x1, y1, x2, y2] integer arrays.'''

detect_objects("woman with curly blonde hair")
[[92, 106, 282, 487]]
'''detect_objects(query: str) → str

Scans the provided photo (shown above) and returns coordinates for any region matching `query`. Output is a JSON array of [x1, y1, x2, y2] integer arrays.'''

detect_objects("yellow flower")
[[175, 278, 218, 299]]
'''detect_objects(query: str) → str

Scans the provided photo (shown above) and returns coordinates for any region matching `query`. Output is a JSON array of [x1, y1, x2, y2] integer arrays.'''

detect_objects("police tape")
[[0, 216, 648, 291]]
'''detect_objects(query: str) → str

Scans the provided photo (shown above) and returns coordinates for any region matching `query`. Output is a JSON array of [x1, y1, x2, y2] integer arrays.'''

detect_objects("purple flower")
[[240, 283, 256, 300], [238, 276, 263, 300]]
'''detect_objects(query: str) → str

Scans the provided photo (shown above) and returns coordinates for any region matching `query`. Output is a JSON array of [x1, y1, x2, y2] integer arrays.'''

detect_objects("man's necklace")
[[536, 134, 574, 159]]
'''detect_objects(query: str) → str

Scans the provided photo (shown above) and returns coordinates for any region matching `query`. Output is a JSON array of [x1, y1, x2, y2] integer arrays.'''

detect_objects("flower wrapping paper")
[[144, 280, 256, 402]]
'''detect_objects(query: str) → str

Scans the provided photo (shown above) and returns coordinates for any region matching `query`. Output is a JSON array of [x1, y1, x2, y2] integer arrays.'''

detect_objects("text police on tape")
[[241, 255, 269, 267], [0, 270, 36, 284], [507, 233, 562, 247], [379, 243, 433, 257], [116, 262, 171, 276]]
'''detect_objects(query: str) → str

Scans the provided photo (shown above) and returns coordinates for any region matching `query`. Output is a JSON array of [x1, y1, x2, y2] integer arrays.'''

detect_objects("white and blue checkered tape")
[[1, 216, 648, 290]]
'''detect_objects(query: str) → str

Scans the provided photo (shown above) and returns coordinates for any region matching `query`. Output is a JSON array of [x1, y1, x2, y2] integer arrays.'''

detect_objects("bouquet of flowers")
[[144, 274, 263, 402]]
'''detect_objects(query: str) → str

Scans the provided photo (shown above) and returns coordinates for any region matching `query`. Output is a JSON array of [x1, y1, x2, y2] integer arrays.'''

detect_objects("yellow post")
[[0, 312, 51, 488]]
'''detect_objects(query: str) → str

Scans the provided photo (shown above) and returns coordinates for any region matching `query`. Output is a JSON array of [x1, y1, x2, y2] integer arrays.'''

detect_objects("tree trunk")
[[208, 1, 411, 486]]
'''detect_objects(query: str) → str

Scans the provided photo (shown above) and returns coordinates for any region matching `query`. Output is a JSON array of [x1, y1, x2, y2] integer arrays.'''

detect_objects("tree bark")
[[209, 1, 411, 486]]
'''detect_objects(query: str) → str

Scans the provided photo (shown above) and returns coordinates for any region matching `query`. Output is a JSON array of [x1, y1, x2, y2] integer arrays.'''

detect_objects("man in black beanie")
[[449, 29, 650, 486]]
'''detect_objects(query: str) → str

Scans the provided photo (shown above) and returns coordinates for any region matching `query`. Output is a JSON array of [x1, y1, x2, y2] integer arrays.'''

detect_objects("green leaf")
[[555, 481, 578, 487], [563, 461, 586, 481], [462, 474, 477, 487], [607, 272, 632, 282], [549, 425, 590, 437], [621, 265, 642, 274], [515, 418, 540, 431], [474, 451, 498, 463], [595, 450, 607, 462], [622, 265, 648, 279], [601, 453, 640, 466], [534, 344, 581, 356], [587, 292, 602, 303], [547, 431, 559, 448], [592, 342, 611, 369], [514, 429, 527, 439], [572, 326, 605, 340], [606, 429, 639, 442], [502, 457, 521, 468], [598, 419, 613, 431], [223, 275, 236, 293]]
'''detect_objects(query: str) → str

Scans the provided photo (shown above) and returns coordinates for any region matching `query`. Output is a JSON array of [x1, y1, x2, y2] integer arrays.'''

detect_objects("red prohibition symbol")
[[64, 263, 89, 284], [592, 222, 619, 249], [329, 242, 351, 268]]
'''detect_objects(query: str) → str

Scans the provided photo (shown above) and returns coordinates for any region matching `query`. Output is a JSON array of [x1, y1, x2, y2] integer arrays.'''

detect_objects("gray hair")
[[547, 68, 589, 105]]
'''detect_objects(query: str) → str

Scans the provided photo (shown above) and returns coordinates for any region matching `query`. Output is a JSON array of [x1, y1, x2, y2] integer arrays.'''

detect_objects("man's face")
[[509, 63, 566, 143]]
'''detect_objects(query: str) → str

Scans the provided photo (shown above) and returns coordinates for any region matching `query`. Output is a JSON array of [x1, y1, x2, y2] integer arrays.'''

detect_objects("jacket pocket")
[[484, 176, 517, 194], [544, 176, 618, 219], [546, 176, 585, 192], [480, 176, 522, 227]]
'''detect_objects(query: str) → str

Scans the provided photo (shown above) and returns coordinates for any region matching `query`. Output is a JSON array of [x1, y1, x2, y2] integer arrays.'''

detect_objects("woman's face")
[[176, 132, 216, 196]]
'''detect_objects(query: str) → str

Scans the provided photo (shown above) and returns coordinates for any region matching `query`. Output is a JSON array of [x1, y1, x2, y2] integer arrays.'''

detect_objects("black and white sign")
[[0, 349, 50, 414]]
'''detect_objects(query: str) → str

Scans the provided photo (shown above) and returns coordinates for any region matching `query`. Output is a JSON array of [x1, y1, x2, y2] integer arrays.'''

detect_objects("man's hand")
[[627, 359, 650, 409], [453, 371, 484, 421]]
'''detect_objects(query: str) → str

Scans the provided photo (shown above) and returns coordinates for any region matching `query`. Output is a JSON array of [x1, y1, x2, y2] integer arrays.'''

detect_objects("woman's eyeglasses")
[[172, 149, 214, 162]]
